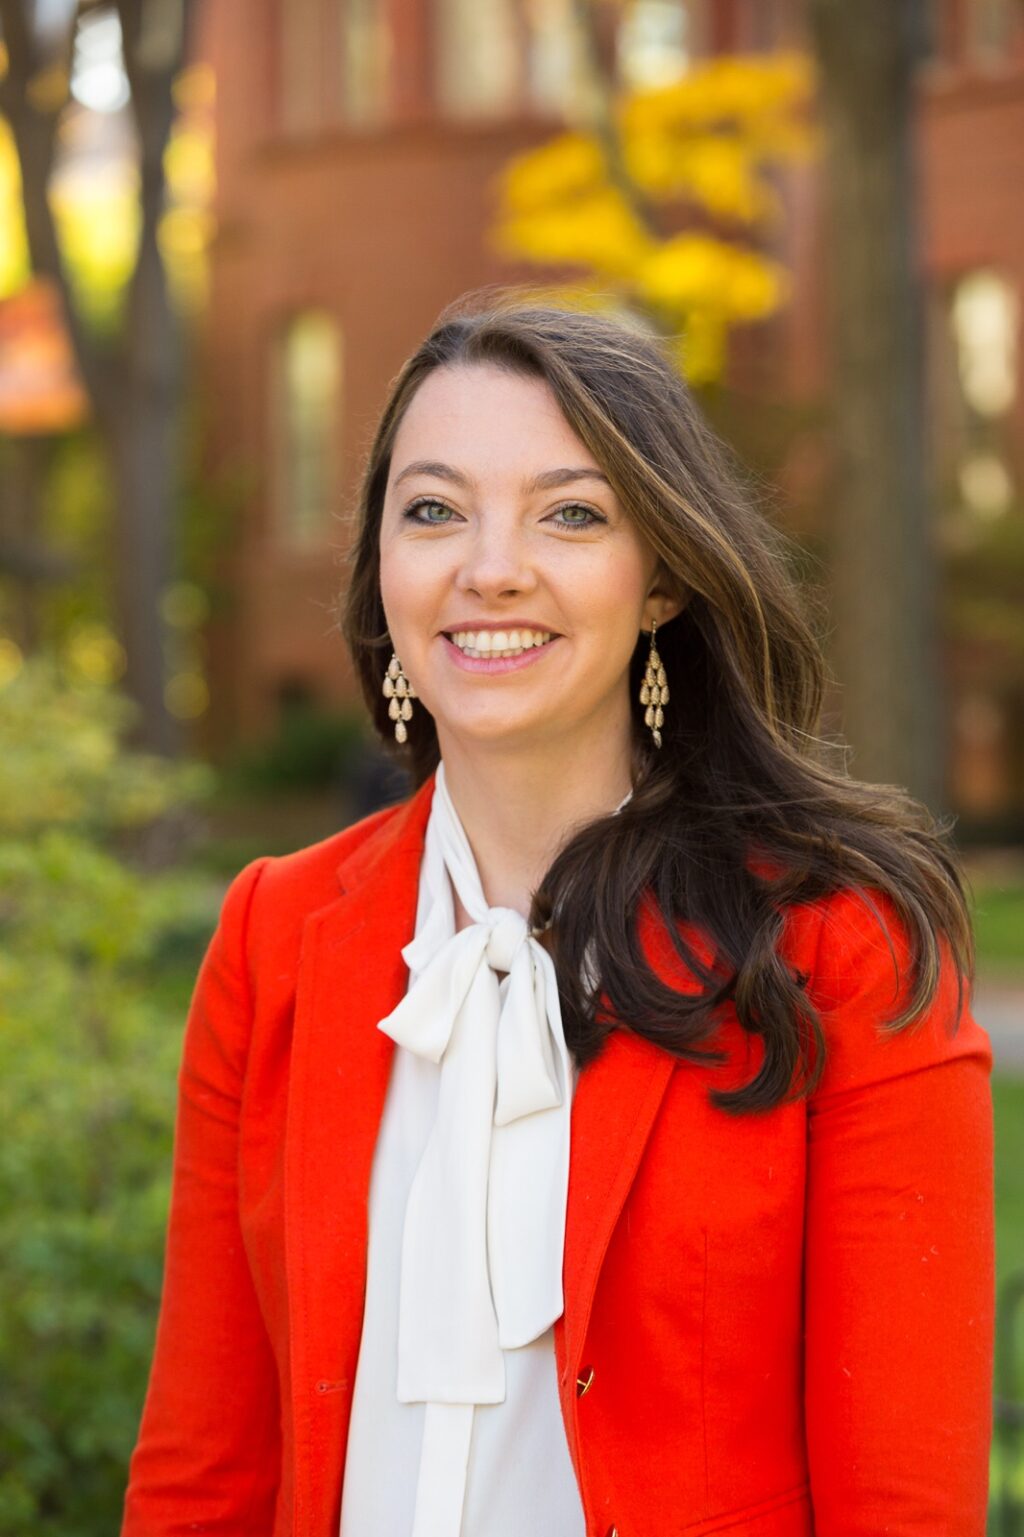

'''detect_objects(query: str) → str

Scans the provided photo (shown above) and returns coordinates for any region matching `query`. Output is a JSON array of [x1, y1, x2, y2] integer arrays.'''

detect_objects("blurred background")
[[0, 0, 1022, 1531]]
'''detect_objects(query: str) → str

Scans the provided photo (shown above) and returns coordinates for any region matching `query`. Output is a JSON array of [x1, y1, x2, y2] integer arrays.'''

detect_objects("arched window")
[[523, 0, 592, 119], [272, 310, 343, 548], [279, 0, 326, 134], [341, 0, 393, 124], [948, 269, 1019, 519], [435, 0, 521, 117], [616, 0, 707, 91], [966, 0, 1024, 65]]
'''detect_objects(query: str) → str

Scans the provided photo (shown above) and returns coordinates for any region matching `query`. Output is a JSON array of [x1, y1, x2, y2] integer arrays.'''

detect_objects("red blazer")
[[121, 770, 995, 1537]]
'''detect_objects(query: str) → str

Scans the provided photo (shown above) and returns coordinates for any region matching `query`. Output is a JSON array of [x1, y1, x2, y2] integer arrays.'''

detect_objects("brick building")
[[195, 0, 1024, 823]]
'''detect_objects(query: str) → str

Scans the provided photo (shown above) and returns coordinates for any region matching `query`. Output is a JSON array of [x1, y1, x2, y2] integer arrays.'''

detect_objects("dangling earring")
[[640, 618, 668, 748], [383, 651, 417, 744]]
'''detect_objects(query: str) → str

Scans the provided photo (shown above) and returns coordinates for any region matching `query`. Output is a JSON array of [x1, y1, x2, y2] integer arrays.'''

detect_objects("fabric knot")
[[375, 761, 573, 1406], [484, 907, 528, 973]]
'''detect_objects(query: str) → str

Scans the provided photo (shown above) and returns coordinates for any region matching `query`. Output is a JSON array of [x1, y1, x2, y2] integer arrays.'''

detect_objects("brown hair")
[[340, 289, 974, 1113]]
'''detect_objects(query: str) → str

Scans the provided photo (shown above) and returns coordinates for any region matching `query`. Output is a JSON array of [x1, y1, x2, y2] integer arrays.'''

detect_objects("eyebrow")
[[392, 459, 613, 494]]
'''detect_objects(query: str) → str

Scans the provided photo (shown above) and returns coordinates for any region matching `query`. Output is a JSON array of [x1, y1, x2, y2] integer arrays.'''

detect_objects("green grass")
[[973, 875, 1023, 1526], [995, 1077, 1024, 1283], [991, 1076, 1024, 1531], [971, 883, 1024, 974]]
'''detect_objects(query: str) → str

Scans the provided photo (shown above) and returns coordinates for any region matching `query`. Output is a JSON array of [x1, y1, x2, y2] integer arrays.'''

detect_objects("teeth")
[[449, 628, 554, 657]]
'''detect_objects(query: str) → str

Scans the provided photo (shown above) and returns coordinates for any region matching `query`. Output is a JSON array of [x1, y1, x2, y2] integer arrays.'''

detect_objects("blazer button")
[[605, 1527, 619, 1536], [576, 1364, 595, 1397]]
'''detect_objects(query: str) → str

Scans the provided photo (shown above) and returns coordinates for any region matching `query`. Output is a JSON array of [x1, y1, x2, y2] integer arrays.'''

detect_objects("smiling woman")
[[121, 292, 995, 1537], [373, 361, 685, 809]]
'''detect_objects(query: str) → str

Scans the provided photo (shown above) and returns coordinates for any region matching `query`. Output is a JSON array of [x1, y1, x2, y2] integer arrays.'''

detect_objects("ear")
[[644, 561, 691, 629]]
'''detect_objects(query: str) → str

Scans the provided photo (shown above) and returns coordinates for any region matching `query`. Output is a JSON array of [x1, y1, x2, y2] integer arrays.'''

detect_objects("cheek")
[[379, 540, 433, 627], [572, 545, 649, 622]]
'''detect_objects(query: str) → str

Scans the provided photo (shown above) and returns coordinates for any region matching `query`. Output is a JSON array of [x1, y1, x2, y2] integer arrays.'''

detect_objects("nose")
[[453, 517, 538, 601]]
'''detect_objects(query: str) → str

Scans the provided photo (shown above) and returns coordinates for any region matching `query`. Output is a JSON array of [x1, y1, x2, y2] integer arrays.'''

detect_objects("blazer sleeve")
[[801, 885, 995, 1535], [121, 855, 281, 1537]]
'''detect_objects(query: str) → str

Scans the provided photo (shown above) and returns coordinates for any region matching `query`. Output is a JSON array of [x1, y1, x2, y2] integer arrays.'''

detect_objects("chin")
[[441, 714, 550, 746]]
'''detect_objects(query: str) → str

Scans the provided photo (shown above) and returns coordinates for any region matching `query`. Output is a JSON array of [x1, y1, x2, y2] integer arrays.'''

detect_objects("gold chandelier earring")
[[640, 618, 669, 748], [382, 651, 417, 744]]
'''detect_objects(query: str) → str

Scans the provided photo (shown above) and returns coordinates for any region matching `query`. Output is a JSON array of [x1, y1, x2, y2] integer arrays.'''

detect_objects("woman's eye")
[[551, 503, 603, 531], [403, 498, 456, 525]]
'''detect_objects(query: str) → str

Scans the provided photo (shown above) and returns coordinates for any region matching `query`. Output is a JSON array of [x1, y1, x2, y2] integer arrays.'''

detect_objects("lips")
[[439, 632, 559, 674]]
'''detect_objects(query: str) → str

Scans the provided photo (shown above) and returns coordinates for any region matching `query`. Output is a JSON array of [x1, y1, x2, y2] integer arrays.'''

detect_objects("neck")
[[435, 724, 635, 919]]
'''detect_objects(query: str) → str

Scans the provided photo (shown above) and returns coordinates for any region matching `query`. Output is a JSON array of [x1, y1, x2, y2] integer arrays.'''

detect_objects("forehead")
[[389, 364, 601, 477]]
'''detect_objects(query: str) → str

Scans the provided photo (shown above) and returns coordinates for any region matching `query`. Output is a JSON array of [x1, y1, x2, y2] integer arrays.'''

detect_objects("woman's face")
[[379, 362, 682, 757]]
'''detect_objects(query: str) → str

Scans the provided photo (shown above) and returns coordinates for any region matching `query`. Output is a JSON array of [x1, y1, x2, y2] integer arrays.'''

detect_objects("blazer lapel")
[[556, 1028, 677, 1389]]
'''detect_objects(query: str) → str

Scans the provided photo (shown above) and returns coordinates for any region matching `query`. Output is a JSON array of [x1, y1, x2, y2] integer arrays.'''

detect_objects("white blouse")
[[339, 762, 630, 1537]]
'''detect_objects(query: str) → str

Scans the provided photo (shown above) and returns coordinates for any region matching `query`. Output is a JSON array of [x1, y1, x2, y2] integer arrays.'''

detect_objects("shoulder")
[[259, 797, 409, 908], [214, 795, 413, 956], [637, 873, 983, 1098], [778, 884, 990, 1101]]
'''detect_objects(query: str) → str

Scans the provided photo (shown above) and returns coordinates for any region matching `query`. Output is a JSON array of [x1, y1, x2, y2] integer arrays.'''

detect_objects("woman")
[[121, 296, 994, 1537]]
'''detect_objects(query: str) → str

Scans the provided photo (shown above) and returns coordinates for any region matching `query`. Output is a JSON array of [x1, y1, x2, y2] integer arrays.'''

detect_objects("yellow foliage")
[[160, 581, 210, 629], [667, 311, 728, 386], [172, 61, 216, 113], [164, 120, 216, 207], [619, 50, 814, 226], [0, 637, 23, 689], [160, 111, 217, 313], [65, 623, 126, 687], [491, 184, 655, 282], [0, 121, 30, 299], [626, 134, 779, 223], [25, 64, 70, 115], [491, 47, 816, 383], [49, 163, 141, 313], [635, 233, 787, 319], [0, 61, 215, 319], [165, 671, 209, 720], [496, 131, 607, 214], [621, 51, 815, 134]]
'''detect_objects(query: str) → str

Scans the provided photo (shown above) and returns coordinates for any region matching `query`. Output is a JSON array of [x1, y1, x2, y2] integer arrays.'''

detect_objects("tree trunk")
[[0, 0, 192, 756], [806, 0, 945, 812], [109, 0, 188, 757]]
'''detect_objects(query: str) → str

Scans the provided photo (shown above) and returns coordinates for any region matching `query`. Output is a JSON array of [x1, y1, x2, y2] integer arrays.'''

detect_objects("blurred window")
[[280, 0, 326, 134], [952, 270, 1019, 419], [523, 0, 593, 119], [272, 311, 342, 548], [341, 0, 394, 124], [70, 8, 131, 113], [931, 269, 1019, 520], [616, 0, 707, 91], [435, 0, 521, 118], [965, 0, 1023, 63]]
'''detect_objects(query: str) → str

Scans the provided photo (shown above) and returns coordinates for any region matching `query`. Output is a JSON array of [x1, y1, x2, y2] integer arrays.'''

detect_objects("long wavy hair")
[[340, 290, 974, 1113]]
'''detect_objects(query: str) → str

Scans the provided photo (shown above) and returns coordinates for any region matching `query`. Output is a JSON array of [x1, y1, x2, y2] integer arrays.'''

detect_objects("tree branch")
[[568, 0, 666, 245], [0, 0, 118, 420]]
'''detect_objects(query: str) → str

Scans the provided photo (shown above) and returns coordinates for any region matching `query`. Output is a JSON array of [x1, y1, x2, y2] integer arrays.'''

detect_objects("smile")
[[445, 628, 556, 658], [440, 630, 560, 674]]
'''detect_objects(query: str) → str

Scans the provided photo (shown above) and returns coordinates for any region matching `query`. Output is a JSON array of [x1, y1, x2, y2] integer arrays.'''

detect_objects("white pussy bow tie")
[[376, 760, 631, 1537]]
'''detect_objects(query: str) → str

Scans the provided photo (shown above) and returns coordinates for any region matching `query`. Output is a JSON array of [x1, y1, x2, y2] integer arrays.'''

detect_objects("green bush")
[[0, 655, 218, 1535], [218, 694, 369, 792]]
